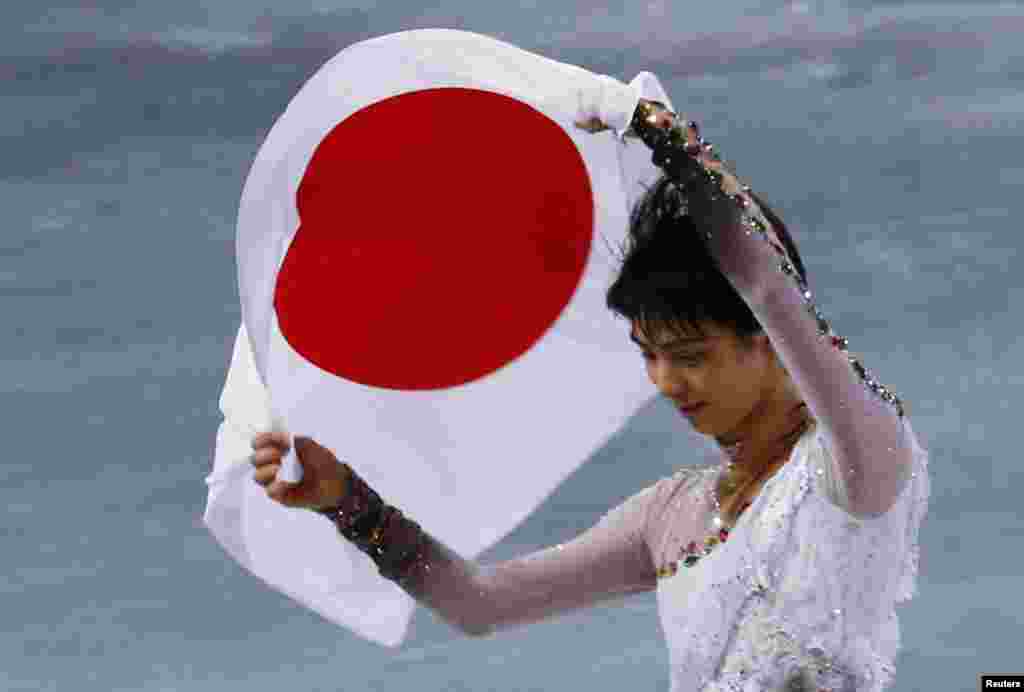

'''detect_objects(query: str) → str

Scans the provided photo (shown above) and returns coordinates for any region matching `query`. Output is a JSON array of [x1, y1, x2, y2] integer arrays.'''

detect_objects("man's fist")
[[250, 432, 350, 511]]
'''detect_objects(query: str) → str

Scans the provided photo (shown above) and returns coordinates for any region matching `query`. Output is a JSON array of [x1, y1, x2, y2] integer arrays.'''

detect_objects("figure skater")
[[249, 98, 929, 692]]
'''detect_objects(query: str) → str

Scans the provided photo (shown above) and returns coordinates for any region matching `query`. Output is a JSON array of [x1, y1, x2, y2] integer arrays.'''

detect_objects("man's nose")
[[650, 362, 688, 398]]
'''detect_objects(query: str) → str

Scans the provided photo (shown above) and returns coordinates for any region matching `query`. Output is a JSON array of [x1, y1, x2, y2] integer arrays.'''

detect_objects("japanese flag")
[[203, 28, 674, 647]]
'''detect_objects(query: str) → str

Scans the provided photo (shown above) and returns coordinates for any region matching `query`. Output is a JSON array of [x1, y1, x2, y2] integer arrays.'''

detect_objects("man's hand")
[[574, 115, 612, 133], [250, 433, 351, 511], [637, 99, 679, 131]]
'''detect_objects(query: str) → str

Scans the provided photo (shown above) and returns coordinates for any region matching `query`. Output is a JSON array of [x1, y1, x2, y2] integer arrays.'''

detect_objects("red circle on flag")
[[273, 88, 594, 390]]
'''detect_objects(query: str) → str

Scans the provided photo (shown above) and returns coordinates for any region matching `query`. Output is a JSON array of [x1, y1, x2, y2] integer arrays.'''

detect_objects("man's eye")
[[641, 351, 703, 365]]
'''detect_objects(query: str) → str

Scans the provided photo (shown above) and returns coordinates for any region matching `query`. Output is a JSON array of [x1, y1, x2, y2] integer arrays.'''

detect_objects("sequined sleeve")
[[630, 102, 917, 521], [392, 478, 665, 637], [706, 191, 915, 520]]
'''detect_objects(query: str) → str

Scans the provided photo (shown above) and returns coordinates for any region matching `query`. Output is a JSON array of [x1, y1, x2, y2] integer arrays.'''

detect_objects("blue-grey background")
[[4, 1, 1021, 690]]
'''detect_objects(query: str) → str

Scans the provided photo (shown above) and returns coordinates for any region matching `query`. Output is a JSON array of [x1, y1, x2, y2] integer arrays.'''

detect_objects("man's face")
[[629, 319, 774, 438]]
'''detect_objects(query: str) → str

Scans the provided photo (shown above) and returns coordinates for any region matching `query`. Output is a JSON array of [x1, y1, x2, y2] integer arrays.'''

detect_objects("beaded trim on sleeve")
[[316, 467, 430, 586], [628, 100, 905, 419]]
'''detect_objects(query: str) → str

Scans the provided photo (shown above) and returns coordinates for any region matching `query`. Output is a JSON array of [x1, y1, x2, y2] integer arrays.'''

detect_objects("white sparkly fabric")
[[394, 414, 928, 692], [648, 417, 929, 692]]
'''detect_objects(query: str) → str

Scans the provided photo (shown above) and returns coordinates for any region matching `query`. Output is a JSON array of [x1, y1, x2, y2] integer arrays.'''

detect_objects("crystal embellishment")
[[634, 103, 907, 420]]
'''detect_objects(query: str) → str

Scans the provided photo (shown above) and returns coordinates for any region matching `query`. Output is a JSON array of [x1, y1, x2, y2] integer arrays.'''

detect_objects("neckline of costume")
[[713, 413, 817, 528], [655, 420, 818, 580], [655, 419, 815, 581], [712, 415, 815, 524]]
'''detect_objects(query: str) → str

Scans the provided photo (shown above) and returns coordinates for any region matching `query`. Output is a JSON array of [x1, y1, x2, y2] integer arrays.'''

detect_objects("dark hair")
[[605, 173, 808, 344]]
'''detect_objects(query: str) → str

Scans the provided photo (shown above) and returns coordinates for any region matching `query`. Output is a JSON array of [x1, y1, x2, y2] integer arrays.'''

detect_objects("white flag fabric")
[[203, 28, 674, 647]]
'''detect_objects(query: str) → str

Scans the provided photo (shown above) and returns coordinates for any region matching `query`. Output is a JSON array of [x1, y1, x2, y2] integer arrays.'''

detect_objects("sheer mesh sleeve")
[[686, 156, 915, 519], [394, 479, 668, 637], [736, 243, 916, 520], [628, 103, 916, 521]]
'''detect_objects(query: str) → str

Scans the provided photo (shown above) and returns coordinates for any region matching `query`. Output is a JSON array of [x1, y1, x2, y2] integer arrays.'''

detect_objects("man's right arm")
[[367, 480, 661, 638]]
